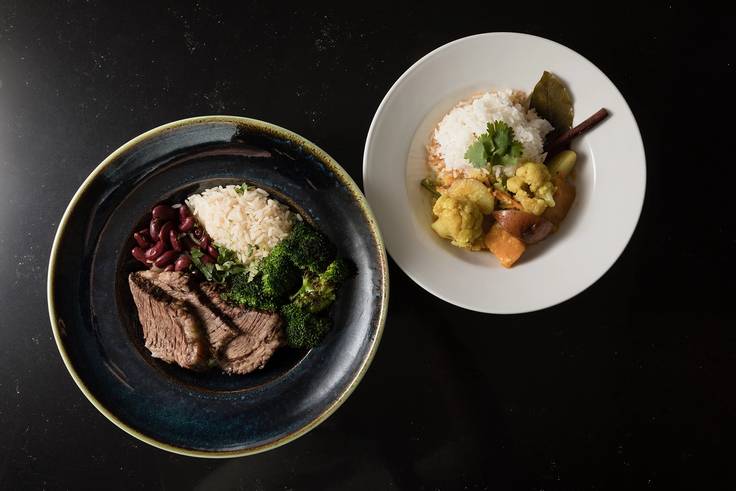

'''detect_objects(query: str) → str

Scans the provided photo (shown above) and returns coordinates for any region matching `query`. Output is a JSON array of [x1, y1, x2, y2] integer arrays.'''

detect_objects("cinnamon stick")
[[545, 108, 609, 156]]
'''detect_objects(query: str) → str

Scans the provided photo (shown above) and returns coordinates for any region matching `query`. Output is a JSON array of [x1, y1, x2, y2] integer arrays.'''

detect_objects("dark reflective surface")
[[1, 2, 733, 489]]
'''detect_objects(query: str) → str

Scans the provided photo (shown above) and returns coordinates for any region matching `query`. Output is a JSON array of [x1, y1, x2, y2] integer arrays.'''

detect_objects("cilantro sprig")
[[234, 183, 250, 195], [190, 245, 246, 283], [464, 121, 523, 169]]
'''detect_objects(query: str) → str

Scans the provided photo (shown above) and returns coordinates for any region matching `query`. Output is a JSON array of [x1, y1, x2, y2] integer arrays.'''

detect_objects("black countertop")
[[1, 3, 733, 489]]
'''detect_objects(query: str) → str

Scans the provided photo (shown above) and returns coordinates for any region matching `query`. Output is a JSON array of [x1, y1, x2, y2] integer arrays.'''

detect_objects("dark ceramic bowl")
[[47, 116, 388, 457]]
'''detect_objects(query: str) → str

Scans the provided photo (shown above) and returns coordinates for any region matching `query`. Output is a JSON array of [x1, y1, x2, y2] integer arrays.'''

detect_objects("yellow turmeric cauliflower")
[[431, 195, 483, 249], [506, 162, 557, 215], [446, 178, 495, 214]]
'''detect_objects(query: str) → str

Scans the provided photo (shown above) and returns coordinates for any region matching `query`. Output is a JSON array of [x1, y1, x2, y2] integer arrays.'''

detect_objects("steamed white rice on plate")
[[185, 184, 295, 265], [428, 88, 553, 184]]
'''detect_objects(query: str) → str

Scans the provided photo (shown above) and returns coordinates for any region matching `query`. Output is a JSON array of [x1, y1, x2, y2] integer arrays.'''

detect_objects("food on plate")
[[128, 183, 353, 374], [506, 162, 556, 216], [427, 91, 551, 187], [446, 178, 495, 214], [422, 71, 608, 267], [492, 210, 554, 245], [528, 71, 573, 140], [543, 175, 576, 228], [184, 183, 293, 266], [128, 272, 210, 370], [547, 150, 577, 179], [431, 194, 484, 249], [484, 223, 526, 269], [129, 271, 284, 374]]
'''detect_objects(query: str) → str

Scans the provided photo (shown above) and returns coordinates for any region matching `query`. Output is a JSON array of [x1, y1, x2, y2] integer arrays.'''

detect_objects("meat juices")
[[128, 271, 285, 374]]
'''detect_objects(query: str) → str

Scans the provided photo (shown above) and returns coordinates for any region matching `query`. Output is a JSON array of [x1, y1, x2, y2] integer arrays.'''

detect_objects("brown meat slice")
[[137, 270, 238, 353], [128, 273, 209, 370], [199, 283, 286, 375], [135, 271, 285, 375]]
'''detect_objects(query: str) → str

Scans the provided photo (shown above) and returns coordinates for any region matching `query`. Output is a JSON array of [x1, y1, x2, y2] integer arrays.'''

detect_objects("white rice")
[[185, 185, 295, 265], [433, 89, 553, 174]]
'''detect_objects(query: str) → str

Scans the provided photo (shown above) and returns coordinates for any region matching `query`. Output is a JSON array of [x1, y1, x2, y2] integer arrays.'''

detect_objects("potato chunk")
[[484, 223, 526, 268]]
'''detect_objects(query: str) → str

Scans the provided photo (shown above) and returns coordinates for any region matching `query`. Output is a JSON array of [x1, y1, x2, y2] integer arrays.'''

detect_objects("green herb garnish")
[[464, 121, 523, 169], [189, 247, 213, 281], [245, 243, 260, 257], [190, 245, 246, 283], [234, 183, 250, 195]]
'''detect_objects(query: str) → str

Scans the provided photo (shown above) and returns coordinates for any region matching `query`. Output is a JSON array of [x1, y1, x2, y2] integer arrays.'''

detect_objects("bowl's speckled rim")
[[47, 115, 389, 458]]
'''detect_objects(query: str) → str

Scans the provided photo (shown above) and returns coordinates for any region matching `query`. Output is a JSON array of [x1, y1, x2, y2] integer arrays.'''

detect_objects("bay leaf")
[[529, 71, 574, 141]]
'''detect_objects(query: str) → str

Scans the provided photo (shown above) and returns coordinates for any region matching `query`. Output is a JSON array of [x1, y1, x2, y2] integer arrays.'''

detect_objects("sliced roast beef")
[[129, 270, 285, 375], [199, 283, 285, 374], [128, 273, 209, 370], [136, 270, 238, 353]]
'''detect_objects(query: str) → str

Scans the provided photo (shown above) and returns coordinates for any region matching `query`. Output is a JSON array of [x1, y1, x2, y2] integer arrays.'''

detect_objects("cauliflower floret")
[[431, 195, 483, 249], [511, 162, 552, 194], [506, 162, 557, 215], [446, 178, 495, 214]]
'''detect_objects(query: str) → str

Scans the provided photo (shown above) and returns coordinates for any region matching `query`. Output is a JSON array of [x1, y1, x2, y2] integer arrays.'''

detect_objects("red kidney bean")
[[154, 250, 178, 268], [152, 204, 177, 221], [182, 234, 197, 250], [169, 230, 182, 251], [174, 254, 191, 271], [186, 232, 199, 246], [187, 232, 208, 249], [193, 227, 204, 239], [179, 205, 191, 219], [149, 218, 163, 241], [144, 240, 166, 260], [133, 232, 150, 249], [201, 254, 215, 264], [206, 244, 218, 258], [179, 216, 195, 232], [131, 247, 147, 263], [137, 228, 151, 241], [163, 264, 175, 272], [159, 221, 174, 248]]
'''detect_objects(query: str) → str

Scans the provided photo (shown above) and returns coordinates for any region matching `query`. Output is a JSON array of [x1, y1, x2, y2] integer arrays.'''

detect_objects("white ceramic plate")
[[363, 33, 645, 314]]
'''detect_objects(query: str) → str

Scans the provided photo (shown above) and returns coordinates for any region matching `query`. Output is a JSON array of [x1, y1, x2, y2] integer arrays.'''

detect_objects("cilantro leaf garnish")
[[465, 139, 489, 168], [464, 121, 524, 169], [190, 245, 246, 283], [189, 247, 213, 281]]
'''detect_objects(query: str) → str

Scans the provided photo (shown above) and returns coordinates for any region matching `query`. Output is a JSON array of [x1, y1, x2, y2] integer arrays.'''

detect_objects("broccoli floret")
[[225, 274, 278, 311], [222, 222, 351, 337], [281, 303, 331, 348], [322, 257, 354, 284], [281, 221, 336, 274], [259, 241, 301, 298], [290, 258, 354, 313]]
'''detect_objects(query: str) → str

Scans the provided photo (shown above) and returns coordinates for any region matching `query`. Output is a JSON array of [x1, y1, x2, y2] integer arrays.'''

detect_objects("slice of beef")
[[132, 270, 286, 375], [128, 272, 209, 370], [136, 270, 237, 353], [198, 283, 285, 374]]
